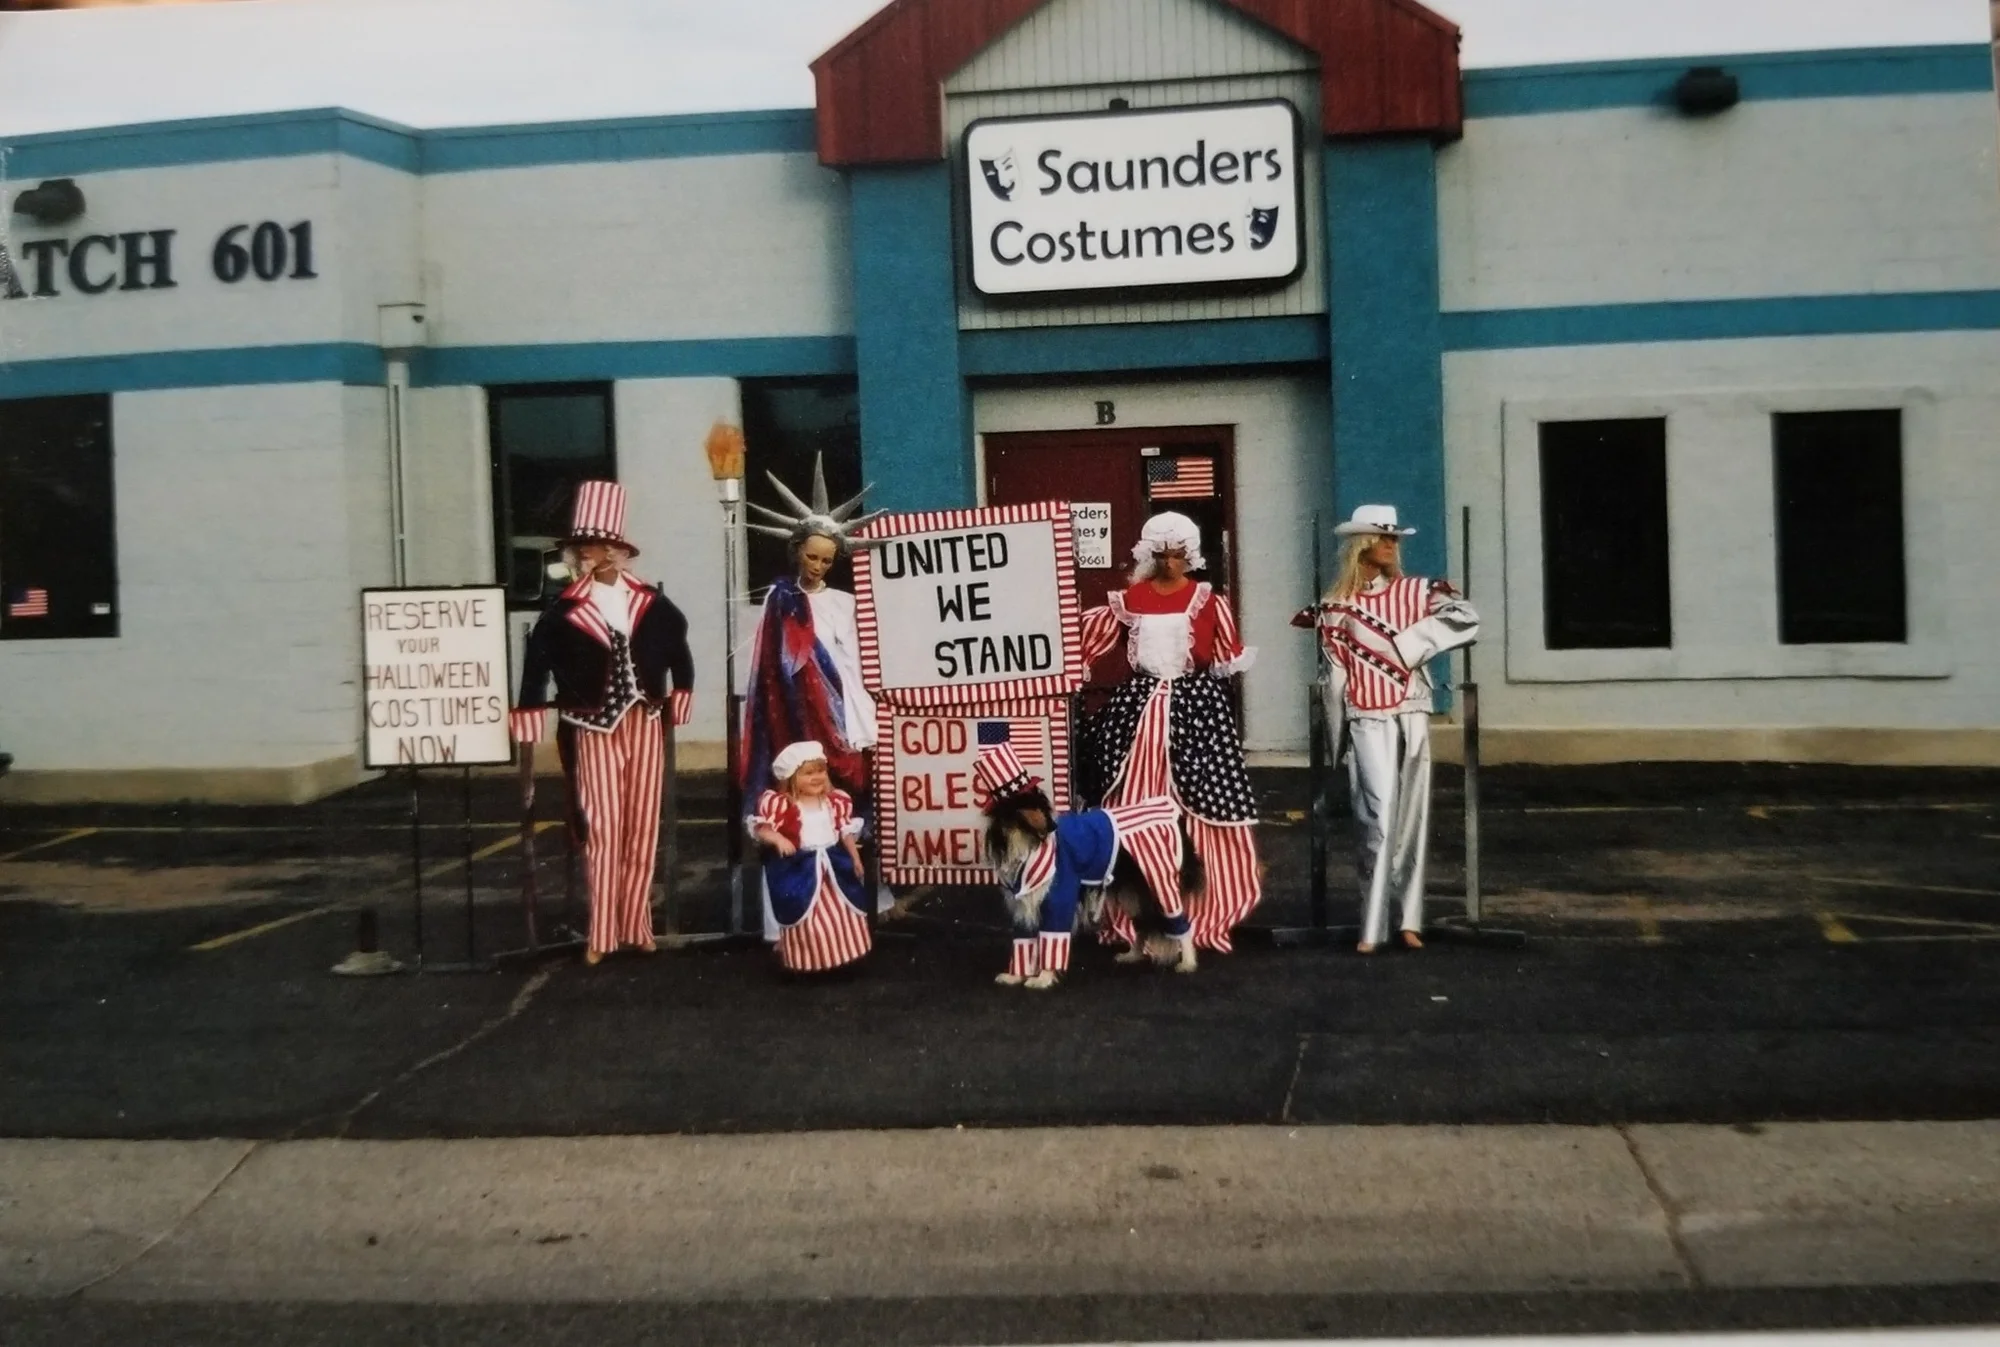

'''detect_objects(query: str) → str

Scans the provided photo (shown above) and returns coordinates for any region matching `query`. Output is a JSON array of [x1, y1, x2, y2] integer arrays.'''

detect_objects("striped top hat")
[[565, 480, 639, 556], [973, 742, 1040, 805]]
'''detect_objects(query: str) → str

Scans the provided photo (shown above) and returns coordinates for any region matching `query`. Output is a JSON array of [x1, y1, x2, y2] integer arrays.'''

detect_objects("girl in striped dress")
[[1294, 505, 1480, 953], [748, 740, 872, 974], [1077, 511, 1263, 954]]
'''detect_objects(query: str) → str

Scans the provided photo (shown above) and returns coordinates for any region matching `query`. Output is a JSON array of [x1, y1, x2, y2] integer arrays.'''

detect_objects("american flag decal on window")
[[976, 717, 1045, 769], [7, 588, 49, 618], [1146, 455, 1216, 500]]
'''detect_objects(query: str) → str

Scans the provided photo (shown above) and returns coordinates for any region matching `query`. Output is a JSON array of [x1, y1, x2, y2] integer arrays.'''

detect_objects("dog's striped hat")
[[973, 742, 1039, 804], [564, 480, 639, 556]]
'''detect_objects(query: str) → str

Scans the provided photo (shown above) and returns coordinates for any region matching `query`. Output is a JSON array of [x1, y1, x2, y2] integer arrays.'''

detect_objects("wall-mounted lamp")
[[1673, 67, 1740, 116], [12, 178, 85, 226], [1109, 96, 1131, 111]]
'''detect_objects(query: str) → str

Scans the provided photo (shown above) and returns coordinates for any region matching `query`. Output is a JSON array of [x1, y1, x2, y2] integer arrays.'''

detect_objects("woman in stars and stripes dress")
[[1294, 505, 1479, 954], [1076, 511, 1263, 953]]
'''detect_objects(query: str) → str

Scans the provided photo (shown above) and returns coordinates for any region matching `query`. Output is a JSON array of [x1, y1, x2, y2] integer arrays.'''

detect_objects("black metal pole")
[[518, 746, 541, 955], [461, 765, 477, 966], [726, 690, 745, 936], [408, 767, 425, 970], [660, 712, 678, 941]]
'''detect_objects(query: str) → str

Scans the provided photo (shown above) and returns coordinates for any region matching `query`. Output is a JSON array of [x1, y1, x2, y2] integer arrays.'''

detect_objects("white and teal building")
[[2, 0, 1998, 802]]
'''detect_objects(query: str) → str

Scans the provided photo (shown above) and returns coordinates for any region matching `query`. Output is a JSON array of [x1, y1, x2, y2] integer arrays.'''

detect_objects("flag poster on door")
[[1146, 455, 1216, 501], [874, 700, 1070, 885], [852, 501, 1086, 707]]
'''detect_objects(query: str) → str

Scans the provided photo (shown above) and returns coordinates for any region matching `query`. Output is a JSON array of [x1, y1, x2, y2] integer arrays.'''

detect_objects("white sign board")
[[854, 502, 1084, 708], [965, 99, 1304, 298], [876, 703, 1068, 885], [1071, 502, 1113, 569], [361, 587, 513, 768]]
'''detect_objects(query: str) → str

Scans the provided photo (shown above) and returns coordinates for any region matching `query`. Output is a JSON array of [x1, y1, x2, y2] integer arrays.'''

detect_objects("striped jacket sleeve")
[[1207, 593, 1258, 677], [1078, 604, 1123, 664], [747, 790, 793, 844], [510, 608, 558, 744], [830, 789, 865, 838]]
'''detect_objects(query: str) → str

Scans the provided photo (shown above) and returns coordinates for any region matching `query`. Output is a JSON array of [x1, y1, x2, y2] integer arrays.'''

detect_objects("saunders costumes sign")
[[965, 99, 1304, 299]]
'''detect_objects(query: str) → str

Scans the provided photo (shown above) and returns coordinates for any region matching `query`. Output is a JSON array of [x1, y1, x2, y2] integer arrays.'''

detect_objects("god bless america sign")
[[853, 502, 1086, 708], [965, 99, 1304, 299]]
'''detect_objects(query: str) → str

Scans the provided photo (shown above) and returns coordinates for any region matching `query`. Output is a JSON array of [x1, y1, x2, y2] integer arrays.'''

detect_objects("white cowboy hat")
[[1333, 504, 1417, 538]]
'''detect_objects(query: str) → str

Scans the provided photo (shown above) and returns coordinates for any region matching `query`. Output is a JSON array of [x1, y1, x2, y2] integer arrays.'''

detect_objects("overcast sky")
[[0, 0, 1991, 137]]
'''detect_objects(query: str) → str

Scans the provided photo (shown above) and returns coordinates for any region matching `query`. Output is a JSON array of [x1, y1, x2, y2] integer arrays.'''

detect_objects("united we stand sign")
[[853, 502, 1086, 885]]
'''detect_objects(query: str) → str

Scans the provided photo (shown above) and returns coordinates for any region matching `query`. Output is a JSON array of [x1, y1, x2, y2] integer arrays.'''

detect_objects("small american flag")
[[8, 588, 49, 618], [977, 718, 1045, 769], [1146, 455, 1216, 500]]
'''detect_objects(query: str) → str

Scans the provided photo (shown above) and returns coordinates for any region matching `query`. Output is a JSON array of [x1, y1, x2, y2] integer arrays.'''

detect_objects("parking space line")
[[1624, 896, 1665, 945], [1818, 876, 2000, 899], [0, 827, 99, 862], [188, 821, 567, 953], [188, 906, 341, 952], [1820, 911, 2000, 936], [1816, 912, 1858, 944]]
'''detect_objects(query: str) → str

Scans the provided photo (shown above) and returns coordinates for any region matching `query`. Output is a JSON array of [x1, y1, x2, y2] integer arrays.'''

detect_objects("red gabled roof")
[[812, 0, 1462, 167]]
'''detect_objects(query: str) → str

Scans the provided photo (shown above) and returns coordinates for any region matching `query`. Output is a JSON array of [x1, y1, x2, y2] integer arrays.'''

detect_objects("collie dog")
[[984, 788, 1205, 987]]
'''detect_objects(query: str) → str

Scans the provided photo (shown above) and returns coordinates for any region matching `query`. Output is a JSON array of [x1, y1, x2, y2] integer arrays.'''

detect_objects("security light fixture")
[[1673, 67, 1740, 116], [12, 178, 86, 226]]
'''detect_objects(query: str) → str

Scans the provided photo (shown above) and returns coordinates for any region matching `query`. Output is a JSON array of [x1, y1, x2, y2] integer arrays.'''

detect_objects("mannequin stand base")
[[1244, 924, 1359, 949], [1427, 914, 1528, 949]]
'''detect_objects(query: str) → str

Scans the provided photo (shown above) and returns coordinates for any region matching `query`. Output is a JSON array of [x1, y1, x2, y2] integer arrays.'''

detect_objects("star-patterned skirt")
[[1079, 673, 1259, 825]]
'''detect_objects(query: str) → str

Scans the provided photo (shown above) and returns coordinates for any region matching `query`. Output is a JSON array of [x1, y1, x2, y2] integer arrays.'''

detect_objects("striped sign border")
[[853, 500, 1085, 710], [877, 696, 1073, 888]]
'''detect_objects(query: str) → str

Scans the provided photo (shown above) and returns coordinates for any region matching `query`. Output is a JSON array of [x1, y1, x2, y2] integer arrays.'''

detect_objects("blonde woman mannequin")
[[1292, 505, 1478, 953]]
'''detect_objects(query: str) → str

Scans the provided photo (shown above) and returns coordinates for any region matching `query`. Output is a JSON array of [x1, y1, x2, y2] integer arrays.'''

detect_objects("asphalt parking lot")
[[4, 764, 1999, 1139]]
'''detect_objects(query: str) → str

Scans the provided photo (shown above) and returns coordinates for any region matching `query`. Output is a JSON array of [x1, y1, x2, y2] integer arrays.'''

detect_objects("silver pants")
[[1346, 713, 1434, 946]]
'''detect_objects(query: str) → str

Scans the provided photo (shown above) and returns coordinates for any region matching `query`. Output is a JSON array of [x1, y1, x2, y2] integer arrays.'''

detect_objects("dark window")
[[487, 384, 614, 609], [742, 379, 862, 592], [1539, 418, 1672, 650], [0, 394, 118, 641], [1774, 409, 1906, 644]]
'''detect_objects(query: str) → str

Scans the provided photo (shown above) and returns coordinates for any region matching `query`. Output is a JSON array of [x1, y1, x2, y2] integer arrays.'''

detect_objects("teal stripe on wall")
[[962, 316, 1326, 378], [1324, 140, 1449, 581], [1, 110, 421, 178], [0, 343, 384, 398], [1, 107, 819, 179], [415, 336, 854, 386], [1442, 290, 2000, 351], [1464, 44, 1994, 119], [850, 166, 972, 513], [421, 110, 817, 173]]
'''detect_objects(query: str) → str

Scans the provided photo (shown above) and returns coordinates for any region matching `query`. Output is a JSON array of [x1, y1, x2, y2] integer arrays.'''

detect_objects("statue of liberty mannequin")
[[739, 456, 893, 943]]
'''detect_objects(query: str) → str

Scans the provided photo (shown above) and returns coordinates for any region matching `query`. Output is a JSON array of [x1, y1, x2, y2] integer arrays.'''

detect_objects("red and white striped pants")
[[1103, 683, 1262, 953], [563, 709, 664, 955]]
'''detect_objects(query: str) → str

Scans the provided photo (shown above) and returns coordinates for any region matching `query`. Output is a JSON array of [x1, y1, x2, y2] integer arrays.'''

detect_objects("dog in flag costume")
[[1293, 504, 1480, 953], [511, 481, 694, 964], [977, 740, 1200, 990], [1076, 512, 1262, 954], [747, 740, 872, 974]]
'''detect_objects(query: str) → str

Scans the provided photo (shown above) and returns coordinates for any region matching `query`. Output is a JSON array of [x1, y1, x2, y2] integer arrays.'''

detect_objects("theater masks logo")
[[979, 152, 1018, 202], [964, 100, 1303, 298]]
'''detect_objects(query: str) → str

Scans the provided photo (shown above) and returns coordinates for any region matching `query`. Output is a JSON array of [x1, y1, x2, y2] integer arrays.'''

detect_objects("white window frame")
[[1500, 386, 1951, 684]]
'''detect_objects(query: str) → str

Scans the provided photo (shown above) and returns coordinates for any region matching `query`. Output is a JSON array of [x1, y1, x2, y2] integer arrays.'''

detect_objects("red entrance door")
[[985, 425, 1239, 707]]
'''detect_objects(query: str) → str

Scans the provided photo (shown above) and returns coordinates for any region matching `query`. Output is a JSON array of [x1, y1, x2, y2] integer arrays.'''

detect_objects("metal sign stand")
[[401, 766, 496, 974], [1265, 513, 1355, 948], [1430, 506, 1525, 950]]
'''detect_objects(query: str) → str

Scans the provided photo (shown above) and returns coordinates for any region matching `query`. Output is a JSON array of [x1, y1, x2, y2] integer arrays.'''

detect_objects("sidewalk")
[[7, 1121, 1999, 1303]]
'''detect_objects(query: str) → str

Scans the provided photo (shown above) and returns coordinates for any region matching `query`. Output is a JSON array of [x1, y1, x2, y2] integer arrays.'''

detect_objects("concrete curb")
[[3, 1123, 1997, 1303]]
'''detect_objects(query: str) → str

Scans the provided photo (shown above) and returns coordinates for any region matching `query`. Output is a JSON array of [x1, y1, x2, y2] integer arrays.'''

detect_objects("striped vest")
[[1321, 576, 1432, 713]]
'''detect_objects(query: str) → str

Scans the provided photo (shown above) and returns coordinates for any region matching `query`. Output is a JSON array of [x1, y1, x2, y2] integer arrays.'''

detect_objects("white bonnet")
[[1130, 511, 1207, 573], [771, 741, 827, 782]]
